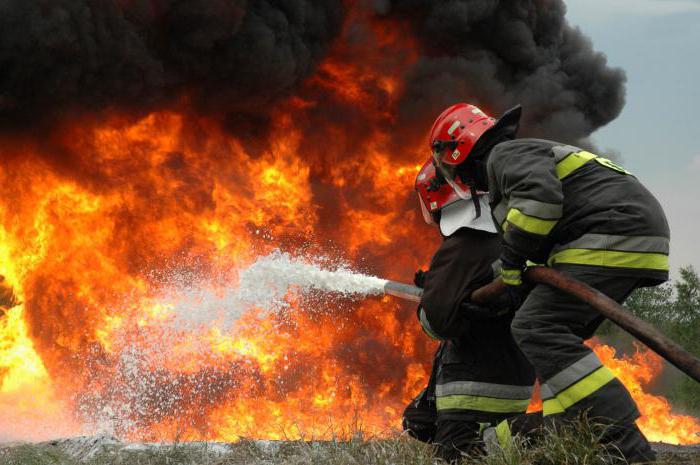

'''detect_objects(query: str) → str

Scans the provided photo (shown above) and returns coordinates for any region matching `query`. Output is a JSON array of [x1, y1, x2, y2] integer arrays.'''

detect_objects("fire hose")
[[383, 267, 700, 384]]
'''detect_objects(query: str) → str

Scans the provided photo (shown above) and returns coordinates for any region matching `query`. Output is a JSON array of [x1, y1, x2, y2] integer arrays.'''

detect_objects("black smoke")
[[384, 0, 626, 144], [0, 0, 344, 128], [0, 0, 624, 144]]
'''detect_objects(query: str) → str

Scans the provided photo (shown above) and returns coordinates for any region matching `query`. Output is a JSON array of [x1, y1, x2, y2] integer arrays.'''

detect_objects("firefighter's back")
[[491, 138, 670, 285]]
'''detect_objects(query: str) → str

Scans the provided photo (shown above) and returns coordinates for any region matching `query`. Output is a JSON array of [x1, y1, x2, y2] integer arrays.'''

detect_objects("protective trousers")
[[431, 331, 535, 462], [402, 345, 441, 443], [510, 268, 655, 461]]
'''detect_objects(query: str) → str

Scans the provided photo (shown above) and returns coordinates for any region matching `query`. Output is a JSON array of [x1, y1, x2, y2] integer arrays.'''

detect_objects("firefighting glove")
[[500, 245, 529, 310], [414, 269, 427, 288]]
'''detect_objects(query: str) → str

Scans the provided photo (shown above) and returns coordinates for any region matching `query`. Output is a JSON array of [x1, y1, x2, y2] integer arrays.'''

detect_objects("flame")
[[0, 2, 697, 446], [524, 341, 700, 444], [0, 305, 80, 439], [592, 341, 700, 445]]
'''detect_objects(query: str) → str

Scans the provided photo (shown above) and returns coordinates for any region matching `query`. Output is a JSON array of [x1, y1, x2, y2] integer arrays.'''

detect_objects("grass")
[[1, 420, 698, 465], [0, 439, 438, 465], [478, 418, 624, 465]]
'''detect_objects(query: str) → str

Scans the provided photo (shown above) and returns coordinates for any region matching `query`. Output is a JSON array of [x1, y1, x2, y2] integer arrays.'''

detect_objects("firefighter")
[[402, 159, 536, 461], [428, 103, 669, 463]]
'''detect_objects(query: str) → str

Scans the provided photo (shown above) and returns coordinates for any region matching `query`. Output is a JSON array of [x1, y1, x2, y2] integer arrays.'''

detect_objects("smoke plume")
[[0, 0, 344, 127], [385, 0, 626, 144], [0, 1, 624, 143]]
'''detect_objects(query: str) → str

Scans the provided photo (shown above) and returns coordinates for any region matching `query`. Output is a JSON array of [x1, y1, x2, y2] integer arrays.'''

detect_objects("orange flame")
[[592, 341, 700, 445], [0, 64, 434, 443], [525, 341, 700, 444]]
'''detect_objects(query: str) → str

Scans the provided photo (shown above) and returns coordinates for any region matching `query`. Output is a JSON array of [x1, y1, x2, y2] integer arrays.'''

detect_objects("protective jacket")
[[418, 227, 535, 422], [487, 139, 670, 284]]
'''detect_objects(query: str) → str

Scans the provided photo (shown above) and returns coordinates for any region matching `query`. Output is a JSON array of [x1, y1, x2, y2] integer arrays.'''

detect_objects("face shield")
[[417, 192, 437, 225]]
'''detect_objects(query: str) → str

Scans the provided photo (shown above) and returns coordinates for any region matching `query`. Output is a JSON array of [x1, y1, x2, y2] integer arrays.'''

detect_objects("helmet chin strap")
[[456, 160, 488, 219], [471, 158, 490, 191], [469, 183, 481, 219], [453, 169, 482, 219]]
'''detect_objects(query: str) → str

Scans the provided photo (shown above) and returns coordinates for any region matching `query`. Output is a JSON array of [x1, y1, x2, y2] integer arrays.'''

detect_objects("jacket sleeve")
[[417, 229, 501, 340], [489, 140, 563, 258]]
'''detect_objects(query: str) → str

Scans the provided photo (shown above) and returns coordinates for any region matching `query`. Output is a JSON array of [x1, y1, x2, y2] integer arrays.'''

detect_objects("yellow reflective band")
[[509, 197, 563, 220], [543, 398, 565, 416], [555, 366, 615, 411], [548, 248, 670, 271], [555, 150, 597, 179], [595, 157, 632, 175], [543, 368, 615, 416], [436, 395, 531, 413], [506, 208, 558, 236], [501, 269, 522, 286], [495, 420, 513, 449]]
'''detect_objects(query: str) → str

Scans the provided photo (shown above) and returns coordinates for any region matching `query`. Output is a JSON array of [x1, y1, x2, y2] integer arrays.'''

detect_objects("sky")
[[564, 0, 700, 278]]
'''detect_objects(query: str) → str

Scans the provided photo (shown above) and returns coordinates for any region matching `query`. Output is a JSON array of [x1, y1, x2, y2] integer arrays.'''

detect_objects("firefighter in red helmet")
[[402, 159, 537, 461], [427, 102, 670, 463]]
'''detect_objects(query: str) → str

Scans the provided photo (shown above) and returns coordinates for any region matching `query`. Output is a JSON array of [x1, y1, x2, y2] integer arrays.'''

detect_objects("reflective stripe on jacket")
[[487, 139, 670, 282]]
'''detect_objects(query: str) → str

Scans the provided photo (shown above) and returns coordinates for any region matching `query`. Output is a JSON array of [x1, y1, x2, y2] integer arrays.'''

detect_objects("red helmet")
[[428, 103, 496, 199], [415, 158, 464, 225], [429, 103, 496, 167]]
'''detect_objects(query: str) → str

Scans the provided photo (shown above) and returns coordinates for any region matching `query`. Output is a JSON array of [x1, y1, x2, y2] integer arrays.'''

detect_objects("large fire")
[[0, 108, 431, 442], [0, 3, 697, 447]]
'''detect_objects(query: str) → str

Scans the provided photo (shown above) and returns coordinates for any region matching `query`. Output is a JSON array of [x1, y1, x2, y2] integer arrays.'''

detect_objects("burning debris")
[[0, 0, 696, 449]]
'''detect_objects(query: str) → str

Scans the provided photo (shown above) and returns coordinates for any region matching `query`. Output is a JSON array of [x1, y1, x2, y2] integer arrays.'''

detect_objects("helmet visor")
[[417, 192, 436, 225], [431, 148, 472, 200]]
